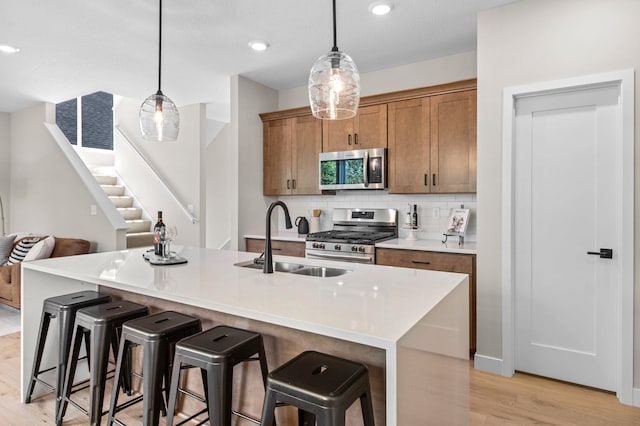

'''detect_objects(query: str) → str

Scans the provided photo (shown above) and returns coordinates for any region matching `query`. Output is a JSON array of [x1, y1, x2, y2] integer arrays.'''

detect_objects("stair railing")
[[114, 126, 199, 224]]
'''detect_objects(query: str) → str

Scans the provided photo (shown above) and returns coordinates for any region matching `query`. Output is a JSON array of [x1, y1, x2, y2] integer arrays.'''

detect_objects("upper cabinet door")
[[291, 115, 322, 195], [430, 90, 477, 193], [354, 104, 387, 149], [322, 104, 387, 151], [388, 98, 431, 193], [263, 119, 292, 195]]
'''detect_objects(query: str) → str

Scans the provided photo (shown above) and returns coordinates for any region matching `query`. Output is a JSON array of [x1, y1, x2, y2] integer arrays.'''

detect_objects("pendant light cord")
[[157, 0, 163, 94], [331, 0, 338, 52]]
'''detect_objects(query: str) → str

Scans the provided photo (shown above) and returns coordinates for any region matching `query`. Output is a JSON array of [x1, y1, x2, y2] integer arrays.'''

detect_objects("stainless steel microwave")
[[319, 148, 386, 190]]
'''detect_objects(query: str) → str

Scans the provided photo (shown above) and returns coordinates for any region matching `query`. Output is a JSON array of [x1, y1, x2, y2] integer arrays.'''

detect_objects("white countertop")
[[376, 238, 477, 254], [244, 232, 306, 243], [244, 234, 477, 255], [23, 246, 467, 350]]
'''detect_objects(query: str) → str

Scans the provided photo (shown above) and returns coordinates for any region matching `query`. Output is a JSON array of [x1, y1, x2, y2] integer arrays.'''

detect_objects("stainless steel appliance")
[[319, 148, 386, 190], [305, 208, 397, 264]]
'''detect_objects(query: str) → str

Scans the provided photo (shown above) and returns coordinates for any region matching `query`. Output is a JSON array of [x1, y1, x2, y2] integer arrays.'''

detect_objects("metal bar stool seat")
[[260, 351, 375, 426], [25, 290, 112, 418], [165, 325, 271, 426], [107, 311, 202, 426], [56, 300, 150, 426]]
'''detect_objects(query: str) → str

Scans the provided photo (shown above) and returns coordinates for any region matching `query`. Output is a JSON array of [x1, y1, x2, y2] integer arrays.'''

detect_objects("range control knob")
[[358, 246, 366, 253], [334, 244, 341, 251], [312, 243, 318, 249], [319, 243, 325, 249], [351, 246, 358, 252]]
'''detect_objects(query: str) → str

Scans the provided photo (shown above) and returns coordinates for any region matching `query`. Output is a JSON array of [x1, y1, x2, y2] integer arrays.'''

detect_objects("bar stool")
[[260, 351, 375, 426], [25, 291, 112, 417], [107, 311, 202, 426], [56, 301, 150, 426], [165, 325, 271, 426]]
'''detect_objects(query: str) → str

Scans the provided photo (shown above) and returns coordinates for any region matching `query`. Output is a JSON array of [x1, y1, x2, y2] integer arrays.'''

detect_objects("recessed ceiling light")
[[248, 40, 269, 52], [369, 2, 392, 16], [0, 45, 20, 54]]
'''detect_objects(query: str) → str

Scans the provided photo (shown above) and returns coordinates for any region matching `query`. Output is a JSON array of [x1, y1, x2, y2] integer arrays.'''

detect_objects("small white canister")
[[309, 217, 321, 233]]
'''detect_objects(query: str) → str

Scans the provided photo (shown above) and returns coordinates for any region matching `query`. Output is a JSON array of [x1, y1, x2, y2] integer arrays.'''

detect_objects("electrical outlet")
[[432, 208, 440, 219], [90, 205, 97, 216], [187, 204, 194, 214]]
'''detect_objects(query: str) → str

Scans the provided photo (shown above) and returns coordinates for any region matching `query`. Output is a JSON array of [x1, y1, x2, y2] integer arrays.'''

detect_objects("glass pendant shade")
[[309, 50, 360, 120], [140, 90, 179, 142]]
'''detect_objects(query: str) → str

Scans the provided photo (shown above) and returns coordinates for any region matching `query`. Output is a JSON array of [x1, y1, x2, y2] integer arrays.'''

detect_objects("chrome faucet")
[[263, 201, 292, 273]]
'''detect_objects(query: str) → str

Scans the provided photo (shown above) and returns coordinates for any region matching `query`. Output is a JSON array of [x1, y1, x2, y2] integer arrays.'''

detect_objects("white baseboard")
[[633, 388, 640, 407], [473, 353, 506, 376]]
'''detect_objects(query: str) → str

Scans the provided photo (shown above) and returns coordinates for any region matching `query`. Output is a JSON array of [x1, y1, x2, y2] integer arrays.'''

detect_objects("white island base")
[[21, 247, 469, 425]]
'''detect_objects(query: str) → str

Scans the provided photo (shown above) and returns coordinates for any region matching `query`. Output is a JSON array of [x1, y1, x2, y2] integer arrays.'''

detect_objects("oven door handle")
[[363, 150, 369, 188], [306, 252, 373, 263]]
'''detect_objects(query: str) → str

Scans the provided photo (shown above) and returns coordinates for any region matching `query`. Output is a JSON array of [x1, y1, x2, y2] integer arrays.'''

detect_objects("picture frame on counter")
[[444, 208, 470, 236]]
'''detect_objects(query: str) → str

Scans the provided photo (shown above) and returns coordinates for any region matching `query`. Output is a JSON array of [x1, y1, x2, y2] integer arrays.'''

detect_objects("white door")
[[514, 84, 620, 391]]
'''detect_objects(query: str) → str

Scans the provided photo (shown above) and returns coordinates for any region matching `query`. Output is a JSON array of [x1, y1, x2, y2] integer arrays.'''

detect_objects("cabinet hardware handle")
[[412, 261, 431, 265], [424, 174, 428, 186], [292, 179, 296, 189], [354, 133, 358, 144], [587, 248, 613, 259], [287, 180, 291, 189], [272, 247, 281, 251], [432, 173, 436, 186], [348, 134, 352, 145]]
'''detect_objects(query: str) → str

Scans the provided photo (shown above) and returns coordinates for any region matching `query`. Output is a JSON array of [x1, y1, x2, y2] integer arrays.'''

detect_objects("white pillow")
[[23, 236, 55, 262]]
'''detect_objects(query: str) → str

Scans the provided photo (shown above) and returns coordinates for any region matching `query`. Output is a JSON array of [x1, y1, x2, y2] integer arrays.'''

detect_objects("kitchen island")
[[21, 246, 469, 425]]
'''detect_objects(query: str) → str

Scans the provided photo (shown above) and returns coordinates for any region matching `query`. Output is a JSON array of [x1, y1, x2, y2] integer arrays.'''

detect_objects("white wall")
[[115, 98, 204, 247], [206, 122, 232, 249], [278, 51, 477, 110], [0, 112, 10, 235], [233, 76, 279, 251], [10, 103, 118, 251], [476, 0, 640, 385]]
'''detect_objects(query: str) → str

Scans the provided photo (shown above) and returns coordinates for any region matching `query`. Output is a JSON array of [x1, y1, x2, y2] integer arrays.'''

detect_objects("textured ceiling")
[[0, 0, 520, 113]]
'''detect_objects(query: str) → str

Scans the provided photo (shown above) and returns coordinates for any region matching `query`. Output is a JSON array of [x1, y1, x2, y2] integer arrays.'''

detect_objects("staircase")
[[92, 170, 155, 248]]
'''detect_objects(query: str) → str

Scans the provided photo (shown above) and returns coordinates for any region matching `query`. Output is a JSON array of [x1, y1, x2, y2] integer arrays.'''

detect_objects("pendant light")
[[140, 0, 179, 142], [308, 0, 360, 120]]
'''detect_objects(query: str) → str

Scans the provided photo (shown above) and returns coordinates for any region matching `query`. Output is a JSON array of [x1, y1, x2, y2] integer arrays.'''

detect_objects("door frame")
[[501, 70, 635, 404]]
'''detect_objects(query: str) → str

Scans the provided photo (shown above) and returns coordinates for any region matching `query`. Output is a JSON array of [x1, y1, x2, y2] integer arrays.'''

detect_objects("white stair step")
[[117, 207, 143, 220], [93, 174, 117, 185], [101, 184, 125, 196], [126, 232, 155, 249], [126, 219, 152, 234], [109, 196, 133, 208]]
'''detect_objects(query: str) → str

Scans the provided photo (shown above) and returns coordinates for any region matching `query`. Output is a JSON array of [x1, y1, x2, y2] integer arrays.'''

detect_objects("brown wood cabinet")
[[376, 247, 476, 354], [245, 238, 305, 258], [322, 104, 387, 152], [263, 115, 322, 195], [388, 89, 476, 193], [260, 79, 477, 195]]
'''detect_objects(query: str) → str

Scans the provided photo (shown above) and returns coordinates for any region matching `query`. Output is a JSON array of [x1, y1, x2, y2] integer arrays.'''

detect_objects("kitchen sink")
[[234, 260, 350, 277], [289, 266, 348, 277]]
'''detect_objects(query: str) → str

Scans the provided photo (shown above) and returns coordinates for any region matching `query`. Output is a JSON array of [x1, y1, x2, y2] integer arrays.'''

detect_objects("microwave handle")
[[363, 150, 369, 187]]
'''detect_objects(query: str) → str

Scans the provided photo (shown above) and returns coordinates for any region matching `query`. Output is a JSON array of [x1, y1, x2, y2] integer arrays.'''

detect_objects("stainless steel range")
[[305, 208, 398, 264]]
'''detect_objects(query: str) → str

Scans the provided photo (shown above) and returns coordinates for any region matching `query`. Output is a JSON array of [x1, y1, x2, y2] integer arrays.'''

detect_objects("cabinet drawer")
[[376, 248, 473, 274], [245, 238, 305, 258]]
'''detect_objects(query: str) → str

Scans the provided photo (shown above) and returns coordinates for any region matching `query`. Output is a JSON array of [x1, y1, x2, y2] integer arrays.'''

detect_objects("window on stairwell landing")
[[56, 91, 113, 150]]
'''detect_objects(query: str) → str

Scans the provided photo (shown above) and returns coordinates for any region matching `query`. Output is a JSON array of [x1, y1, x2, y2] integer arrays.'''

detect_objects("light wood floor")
[[2, 331, 639, 425]]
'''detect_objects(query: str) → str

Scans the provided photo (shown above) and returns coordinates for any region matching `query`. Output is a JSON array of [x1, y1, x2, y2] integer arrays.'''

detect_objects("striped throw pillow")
[[7, 237, 41, 265]]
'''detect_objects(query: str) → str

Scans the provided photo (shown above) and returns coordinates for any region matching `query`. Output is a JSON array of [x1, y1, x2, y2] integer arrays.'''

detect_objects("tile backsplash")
[[275, 191, 476, 242]]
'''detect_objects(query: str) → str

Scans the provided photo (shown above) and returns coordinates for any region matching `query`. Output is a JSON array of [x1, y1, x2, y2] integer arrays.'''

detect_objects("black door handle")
[[587, 248, 613, 259]]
